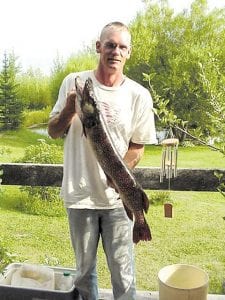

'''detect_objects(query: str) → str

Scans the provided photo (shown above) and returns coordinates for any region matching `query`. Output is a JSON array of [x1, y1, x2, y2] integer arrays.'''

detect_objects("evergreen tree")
[[0, 52, 23, 130]]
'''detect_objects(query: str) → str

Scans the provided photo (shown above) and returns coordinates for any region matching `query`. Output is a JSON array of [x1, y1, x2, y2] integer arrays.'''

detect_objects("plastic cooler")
[[0, 263, 80, 300]]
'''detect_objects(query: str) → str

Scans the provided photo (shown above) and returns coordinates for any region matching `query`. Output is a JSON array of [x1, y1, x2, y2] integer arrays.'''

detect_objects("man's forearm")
[[48, 90, 77, 139], [123, 142, 145, 169], [48, 109, 75, 139]]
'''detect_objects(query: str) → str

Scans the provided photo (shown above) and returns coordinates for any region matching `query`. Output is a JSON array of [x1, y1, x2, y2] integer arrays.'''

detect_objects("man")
[[48, 21, 157, 300]]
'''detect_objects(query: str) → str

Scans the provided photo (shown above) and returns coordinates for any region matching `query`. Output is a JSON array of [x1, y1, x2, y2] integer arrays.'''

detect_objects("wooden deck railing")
[[1, 163, 225, 191]]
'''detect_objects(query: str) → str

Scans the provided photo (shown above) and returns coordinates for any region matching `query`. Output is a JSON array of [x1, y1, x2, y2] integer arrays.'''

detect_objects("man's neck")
[[94, 69, 125, 87]]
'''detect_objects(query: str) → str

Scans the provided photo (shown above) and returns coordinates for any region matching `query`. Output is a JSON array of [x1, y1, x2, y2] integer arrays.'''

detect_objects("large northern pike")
[[75, 77, 151, 244]]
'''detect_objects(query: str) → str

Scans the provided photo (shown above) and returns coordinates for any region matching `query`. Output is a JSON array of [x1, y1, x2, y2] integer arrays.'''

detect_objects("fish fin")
[[80, 124, 87, 137], [124, 204, 133, 221], [142, 191, 150, 213], [106, 174, 119, 193], [133, 218, 152, 244]]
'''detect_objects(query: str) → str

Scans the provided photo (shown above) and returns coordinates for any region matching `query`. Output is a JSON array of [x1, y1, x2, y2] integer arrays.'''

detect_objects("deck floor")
[[98, 289, 225, 299]]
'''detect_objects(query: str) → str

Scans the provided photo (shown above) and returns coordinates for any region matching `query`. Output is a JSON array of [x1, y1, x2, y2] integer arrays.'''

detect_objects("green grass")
[[1, 130, 225, 294], [0, 128, 63, 162], [0, 129, 224, 168], [0, 128, 47, 148], [135, 191, 225, 294], [141, 145, 224, 168], [0, 188, 225, 294]]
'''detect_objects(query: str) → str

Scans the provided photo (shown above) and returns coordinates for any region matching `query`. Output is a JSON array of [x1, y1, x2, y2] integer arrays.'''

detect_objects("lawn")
[[0, 129, 224, 168], [0, 129, 225, 294], [141, 144, 224, 169], [0, 129, 63, 163], [0, 188, 224, 294]]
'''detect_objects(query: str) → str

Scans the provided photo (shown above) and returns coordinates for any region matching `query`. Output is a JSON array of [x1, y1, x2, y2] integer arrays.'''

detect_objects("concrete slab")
[[98, 289, 225, 299]]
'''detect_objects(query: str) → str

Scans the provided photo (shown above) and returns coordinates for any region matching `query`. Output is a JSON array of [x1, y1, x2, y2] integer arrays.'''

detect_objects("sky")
[[0, 0, 224, 75]]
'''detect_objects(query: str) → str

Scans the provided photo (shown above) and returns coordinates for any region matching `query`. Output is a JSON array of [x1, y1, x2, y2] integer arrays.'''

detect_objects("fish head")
[[82, 78, 101, 128], [74, 76, 84, 119], [75, 76, 100, 129]]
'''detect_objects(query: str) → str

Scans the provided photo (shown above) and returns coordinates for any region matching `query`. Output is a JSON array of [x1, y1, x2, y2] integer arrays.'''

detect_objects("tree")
[[0, 52, 24, 130], [49, 47, 97, 105], [199, 54, 225, 145], [49, 53, 66, 105], [17, 67, 52, 110], [127, 0, 225, 139]]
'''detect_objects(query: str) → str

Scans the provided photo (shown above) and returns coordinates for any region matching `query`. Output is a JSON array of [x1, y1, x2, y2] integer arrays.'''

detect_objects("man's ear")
[[96, 41, 101, 53], [126, 47, 132, 59]]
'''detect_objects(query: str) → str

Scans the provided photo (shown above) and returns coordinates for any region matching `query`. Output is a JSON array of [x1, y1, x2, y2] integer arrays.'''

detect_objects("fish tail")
[[133, 218, 152, 244]]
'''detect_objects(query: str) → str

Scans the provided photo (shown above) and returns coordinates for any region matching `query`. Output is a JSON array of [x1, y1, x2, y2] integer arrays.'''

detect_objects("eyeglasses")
[[103, 42, 130, 56]]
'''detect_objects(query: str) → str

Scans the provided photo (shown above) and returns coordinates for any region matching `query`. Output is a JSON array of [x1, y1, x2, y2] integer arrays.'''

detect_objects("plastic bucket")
[[158, 264, 209, 300]]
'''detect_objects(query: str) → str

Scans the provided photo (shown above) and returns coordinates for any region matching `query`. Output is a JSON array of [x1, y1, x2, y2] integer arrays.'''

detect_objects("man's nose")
[[112, 45, 121, 55]]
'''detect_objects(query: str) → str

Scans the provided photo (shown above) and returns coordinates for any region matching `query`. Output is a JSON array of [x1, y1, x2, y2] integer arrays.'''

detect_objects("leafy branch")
[[143, 72, 185, 130], [144, 71, 225, 198]]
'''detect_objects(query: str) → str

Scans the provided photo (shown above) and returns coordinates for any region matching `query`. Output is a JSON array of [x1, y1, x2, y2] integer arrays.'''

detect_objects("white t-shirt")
[[50, 70, 157, 209]]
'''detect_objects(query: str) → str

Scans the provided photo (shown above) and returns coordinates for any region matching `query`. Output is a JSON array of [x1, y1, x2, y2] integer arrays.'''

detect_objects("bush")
[[0, 146, 12, 157], [0, 186, 65, 217], [17, 139, 63, 164], [0, 241, 15, 272], [22, 107, 51, 128], [148, 190, 172, 205], [15, 191, 65, 217], [16, 139, 63, 207]]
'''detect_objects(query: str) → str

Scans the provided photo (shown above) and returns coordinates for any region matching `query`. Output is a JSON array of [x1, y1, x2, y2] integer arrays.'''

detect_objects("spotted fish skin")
[[75, 77, 152, 244]]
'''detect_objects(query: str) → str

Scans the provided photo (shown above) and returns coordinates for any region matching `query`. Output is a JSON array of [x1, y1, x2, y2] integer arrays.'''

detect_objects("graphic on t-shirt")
[[99, 100, 120, 129], [98, 100, 128, 156]]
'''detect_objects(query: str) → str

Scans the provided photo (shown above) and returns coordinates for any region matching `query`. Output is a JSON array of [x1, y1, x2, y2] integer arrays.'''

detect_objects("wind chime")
[[160, 137, 179, 185], [160, 136, 179, 218]]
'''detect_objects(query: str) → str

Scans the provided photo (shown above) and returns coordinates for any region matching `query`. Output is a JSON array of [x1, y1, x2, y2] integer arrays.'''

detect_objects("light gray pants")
[[67, 208, 136, 300]]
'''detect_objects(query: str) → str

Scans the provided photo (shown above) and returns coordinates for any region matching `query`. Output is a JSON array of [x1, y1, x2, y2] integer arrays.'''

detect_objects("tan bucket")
[[158, 264, 209, 300]]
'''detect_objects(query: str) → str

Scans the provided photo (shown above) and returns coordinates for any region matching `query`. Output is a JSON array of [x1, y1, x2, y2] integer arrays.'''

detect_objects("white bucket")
[[158, 264, 209, 300]]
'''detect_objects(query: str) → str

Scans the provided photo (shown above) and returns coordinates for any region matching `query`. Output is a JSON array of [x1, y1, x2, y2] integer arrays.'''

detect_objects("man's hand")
[[48, 90, 77, 139], [65, 89, 76, 114]]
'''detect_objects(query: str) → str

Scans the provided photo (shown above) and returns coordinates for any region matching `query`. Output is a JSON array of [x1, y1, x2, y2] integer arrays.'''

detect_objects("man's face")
[[96, 29, 131, 73]]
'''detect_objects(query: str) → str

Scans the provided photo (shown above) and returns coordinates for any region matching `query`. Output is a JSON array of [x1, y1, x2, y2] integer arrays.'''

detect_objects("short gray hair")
[[100, 21, 131, 42]]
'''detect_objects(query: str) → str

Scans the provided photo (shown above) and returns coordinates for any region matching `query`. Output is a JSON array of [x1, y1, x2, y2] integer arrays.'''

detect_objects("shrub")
[[16, 139, 63, 209], [22, 107, 51, 128], [17, 139, 63, 164], [148, 190, 172, 205], [0, 241, 15, 272], [15, 191, 65, 217], [214, 171, 225, 198]]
